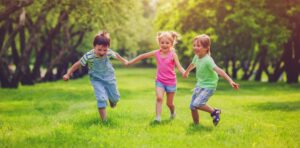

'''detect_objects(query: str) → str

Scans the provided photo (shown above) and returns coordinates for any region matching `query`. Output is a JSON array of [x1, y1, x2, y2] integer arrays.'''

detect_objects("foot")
[[170, 112, 176, 119], [102, 118, 108, 123], [154, 117, 161, 123], [211, 109, 221, 126], [109, 100, 117, 108]]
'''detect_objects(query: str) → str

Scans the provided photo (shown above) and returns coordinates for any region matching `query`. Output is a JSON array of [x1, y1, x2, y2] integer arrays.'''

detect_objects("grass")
[[0, 68, 299, 147]]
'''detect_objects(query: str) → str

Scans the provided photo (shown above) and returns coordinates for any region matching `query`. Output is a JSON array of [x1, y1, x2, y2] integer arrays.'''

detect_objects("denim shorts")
[[91, 80, 120, 108], [155, 81, 176, 92], [190, 87, 215, 110]]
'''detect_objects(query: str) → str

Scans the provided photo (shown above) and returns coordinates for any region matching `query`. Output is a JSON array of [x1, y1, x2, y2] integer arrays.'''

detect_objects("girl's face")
[[94, 44, 109, 57], [159, 36, 173, 52], [193, 40, 207, 57]]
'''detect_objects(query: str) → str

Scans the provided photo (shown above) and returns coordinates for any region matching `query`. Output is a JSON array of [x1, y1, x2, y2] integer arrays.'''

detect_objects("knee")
[[156, 97, 163, 103], [190, 104, 197, 110], [167, 102, 174, 108]]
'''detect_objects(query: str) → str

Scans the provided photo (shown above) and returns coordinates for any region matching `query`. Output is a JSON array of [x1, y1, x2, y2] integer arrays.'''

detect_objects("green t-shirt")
[[192, 54, 219, 89]]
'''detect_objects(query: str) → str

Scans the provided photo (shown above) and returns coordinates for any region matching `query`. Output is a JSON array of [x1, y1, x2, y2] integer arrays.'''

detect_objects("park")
[[0, 0, 299, 147]]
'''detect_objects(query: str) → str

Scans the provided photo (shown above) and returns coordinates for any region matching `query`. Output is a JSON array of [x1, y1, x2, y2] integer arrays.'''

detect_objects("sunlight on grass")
[[0, 68, 299, 147]]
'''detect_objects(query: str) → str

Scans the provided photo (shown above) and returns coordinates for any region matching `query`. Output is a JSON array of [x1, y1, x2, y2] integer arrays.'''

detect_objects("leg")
[[166, 92, 175, 115], [98, 108, 107, 121], [191, 109, 199, 124], [105, 82, 120, 108], [197, 104, 214, 113], [91, 80, 108, 121], [155, 86, 165, 121]]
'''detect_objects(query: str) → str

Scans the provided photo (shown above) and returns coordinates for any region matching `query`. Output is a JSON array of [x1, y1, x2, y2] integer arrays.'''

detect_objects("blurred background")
[[0, 0, 299, 88]]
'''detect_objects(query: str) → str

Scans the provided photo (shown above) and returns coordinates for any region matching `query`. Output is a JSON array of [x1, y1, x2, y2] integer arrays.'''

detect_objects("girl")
[[63, 31, 128, 122], [127, 31, 186, 122], [183, 34, 239, 126]]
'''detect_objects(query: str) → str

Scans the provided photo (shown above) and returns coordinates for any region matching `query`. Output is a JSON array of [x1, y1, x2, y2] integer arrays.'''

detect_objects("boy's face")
[[193, 40, 206, 56], [94, 45, 109, 57], [159, 37, 173, 52]]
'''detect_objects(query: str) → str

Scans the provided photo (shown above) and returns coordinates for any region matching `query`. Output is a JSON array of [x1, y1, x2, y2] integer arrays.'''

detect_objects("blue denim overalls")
[[89, 55, 120, 108]]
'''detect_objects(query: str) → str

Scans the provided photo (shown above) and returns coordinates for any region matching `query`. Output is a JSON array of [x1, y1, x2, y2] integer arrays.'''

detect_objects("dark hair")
[[93, 31, 110, 47]]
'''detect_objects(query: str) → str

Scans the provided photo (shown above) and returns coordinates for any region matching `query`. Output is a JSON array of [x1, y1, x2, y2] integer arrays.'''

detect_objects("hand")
[[63, 74, 70, 81], [126, 61, 132, 66], [124, 61, 130, 66], [183, 72, 189, 79], [230, 81, 239, 90]]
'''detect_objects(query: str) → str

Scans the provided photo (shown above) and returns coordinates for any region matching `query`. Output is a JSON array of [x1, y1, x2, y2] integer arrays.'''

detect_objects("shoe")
[[154, 117, 161, 123], [109, 100, 117, 108], [211, 109, 221, 126], [170, 112, 176, 119]]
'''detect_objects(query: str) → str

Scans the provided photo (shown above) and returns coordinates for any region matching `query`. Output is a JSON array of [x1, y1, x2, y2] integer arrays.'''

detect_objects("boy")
[[63, 31, 128, 121]]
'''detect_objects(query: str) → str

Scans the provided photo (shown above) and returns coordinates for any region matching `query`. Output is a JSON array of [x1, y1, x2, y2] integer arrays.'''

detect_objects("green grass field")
[[0, 68, 299, 147]]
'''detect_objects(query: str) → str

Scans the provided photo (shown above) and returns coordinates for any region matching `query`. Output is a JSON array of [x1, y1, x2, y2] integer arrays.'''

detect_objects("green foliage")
[[20, 0, 156, 54], [0, 68, 299, 147], [154, 0, 293, 69]]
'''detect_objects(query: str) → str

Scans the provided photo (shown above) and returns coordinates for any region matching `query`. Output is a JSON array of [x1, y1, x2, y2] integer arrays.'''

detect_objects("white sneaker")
[[154, 117, 161, 122], [170, 112, 176, 119]]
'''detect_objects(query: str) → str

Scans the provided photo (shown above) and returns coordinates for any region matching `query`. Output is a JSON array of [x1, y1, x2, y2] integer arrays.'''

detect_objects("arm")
[[173, 52, 186, 75], [128, 50, 156, 65], [183, 63, 196, 79], [115, 52, 128, 65], [63, 60, 81, 81], [213, 66, 239, 90]]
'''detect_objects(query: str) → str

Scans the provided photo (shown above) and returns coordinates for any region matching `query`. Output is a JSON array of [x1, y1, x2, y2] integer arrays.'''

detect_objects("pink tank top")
[[155, 50, 176, 86]]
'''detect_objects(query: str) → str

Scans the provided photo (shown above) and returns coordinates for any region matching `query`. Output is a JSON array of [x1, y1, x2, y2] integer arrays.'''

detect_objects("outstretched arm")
[[63, 60, 81, 81], [183, 63, 196, 79], [115, 53, 128, 65], [213, 66, 239, 90], [173, 52, 186, 75], [128, 50, 156, 65]]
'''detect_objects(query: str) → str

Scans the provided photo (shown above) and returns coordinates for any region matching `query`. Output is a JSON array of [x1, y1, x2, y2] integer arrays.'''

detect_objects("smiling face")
[[193, 40, 208, 57], [159, 36, 173, 52], [94, 44, 109, 57]]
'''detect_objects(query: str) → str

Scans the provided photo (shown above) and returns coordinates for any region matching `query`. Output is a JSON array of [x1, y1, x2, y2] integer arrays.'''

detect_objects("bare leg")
[[166, 92, 175, 114], [197, 104, 214, 113], [191, 109, 199, 124], [155, 87, 165, 121], [98, 108, 107, 121]]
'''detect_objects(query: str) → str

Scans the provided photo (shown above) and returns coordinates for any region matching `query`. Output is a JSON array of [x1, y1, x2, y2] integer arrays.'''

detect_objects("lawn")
[[0, 68, 299, 147]]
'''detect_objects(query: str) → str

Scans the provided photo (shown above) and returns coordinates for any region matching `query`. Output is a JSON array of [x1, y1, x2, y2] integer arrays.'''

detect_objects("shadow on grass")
[[186, 123, 213, 135], [149, 119, 174, 127], [249, 100, 300, 112]]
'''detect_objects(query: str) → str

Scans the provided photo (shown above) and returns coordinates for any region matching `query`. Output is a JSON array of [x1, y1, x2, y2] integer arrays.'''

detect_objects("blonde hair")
[[193, 34, 211, 55], [157, 31, 181, 46]]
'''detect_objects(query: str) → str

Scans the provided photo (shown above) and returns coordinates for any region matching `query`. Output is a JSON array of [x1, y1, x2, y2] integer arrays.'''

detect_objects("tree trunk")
[[0, 0, 33, 21], [254, 46, 267, 81], [0, 62, 19, 88], [284, 38, 299, 83], [15, 1, 55, 85], [31, 10, 67, 81], [231, 57, 237, 79], [0, 23, 7, 49]]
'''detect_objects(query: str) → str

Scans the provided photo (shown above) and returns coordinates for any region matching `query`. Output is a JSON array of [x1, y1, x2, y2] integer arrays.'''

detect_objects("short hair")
[[93, 31, 110, 47]]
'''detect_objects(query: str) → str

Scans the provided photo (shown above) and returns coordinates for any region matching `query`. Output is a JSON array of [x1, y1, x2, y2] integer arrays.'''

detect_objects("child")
[[63, 31, 128, 122], [183, 34, 239, 126], [127, 31, 186, 122]]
